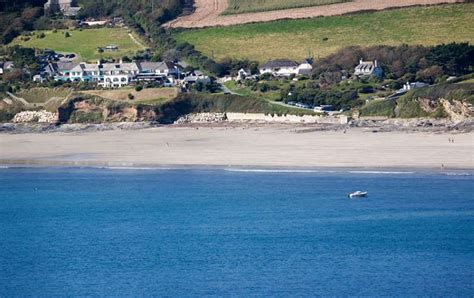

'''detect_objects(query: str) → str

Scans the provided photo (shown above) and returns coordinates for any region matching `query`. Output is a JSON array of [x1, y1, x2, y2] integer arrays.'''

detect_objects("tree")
[[426, 42, 474, 76]]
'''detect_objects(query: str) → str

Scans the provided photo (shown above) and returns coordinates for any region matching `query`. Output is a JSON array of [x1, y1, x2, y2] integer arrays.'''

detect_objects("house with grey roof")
[[354, 59, 383, 78], [44, 0, 81, 16], [45, 60, 181, 88], [259, 59, 313, 77]]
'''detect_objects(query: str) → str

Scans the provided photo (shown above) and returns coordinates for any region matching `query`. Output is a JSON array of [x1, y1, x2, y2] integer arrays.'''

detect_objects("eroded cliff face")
[[57, 95, 158, 123], [440, 98, 473, 122]]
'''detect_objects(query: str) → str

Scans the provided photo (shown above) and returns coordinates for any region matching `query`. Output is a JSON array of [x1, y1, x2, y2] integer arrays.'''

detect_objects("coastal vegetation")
[[81, 87, 178, 104], [174, 4, 474, 62], [223, 0, 351, 15]]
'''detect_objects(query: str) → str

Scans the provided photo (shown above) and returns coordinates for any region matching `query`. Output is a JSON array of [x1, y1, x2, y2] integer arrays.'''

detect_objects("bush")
[[128, 93, 134, 100], [135, 85, 143, 92], [64, 31, 70, 38]]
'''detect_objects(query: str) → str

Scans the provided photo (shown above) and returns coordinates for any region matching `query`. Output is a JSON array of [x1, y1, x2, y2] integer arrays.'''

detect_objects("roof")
[[260, 59, 298, 69], [55, 61, 77, 72], [1, 61, 14, 69], [355, 60, 381, 74], [70, 63, 100, 72], [101, 62, 139, 72]]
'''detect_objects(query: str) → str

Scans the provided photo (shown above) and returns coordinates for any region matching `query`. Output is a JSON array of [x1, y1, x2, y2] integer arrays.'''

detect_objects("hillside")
[[223, 0, 351, 15], [174, 4, 474, 62], [164, 0, 461, 28]]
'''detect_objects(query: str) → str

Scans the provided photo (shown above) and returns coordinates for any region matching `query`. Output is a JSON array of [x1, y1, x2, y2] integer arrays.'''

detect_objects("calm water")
[[0, 167, 473, 296]]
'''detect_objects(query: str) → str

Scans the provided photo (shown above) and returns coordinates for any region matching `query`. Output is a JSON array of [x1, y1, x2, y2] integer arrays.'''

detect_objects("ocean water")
[[0, 167, 473, 296]]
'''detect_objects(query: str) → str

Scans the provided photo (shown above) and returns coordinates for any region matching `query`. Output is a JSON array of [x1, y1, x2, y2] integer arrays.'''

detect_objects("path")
[[128, 33, 147, 50], [6, 92, 29, 106], [163, 0, 463, 28]]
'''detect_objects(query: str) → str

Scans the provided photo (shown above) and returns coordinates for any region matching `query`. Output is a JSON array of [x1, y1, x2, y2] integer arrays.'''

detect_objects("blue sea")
[[0, 167, 473, 296]]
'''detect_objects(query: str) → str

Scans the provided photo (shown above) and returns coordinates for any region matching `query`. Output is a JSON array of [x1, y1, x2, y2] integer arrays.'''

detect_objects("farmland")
[[224, 0, 351, 14], [174, 4, 474, 62], [12, 28, 146, 62]]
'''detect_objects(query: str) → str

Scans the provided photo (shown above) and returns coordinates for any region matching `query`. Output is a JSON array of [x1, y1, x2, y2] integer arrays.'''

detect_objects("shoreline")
[[2, 162, 473, 175], [1, 126, 473, 170]]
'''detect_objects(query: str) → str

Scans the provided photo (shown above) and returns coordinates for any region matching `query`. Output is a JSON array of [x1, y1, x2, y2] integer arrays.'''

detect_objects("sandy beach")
[[0, 126, 473, 169]]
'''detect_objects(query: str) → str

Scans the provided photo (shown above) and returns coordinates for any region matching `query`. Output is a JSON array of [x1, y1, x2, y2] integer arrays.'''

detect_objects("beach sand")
[[0, 126, 473, 169]]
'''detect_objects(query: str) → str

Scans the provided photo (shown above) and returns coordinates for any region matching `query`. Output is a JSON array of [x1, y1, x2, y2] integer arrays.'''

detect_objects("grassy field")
[[12, 28, 146, 62], [81, 87, 178, 104], [224, 0, 351, 14], [175, 4, 474, 62]]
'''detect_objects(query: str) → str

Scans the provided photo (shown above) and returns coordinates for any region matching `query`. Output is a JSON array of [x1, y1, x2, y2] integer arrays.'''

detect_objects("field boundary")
[[163, 0, 464, 28]]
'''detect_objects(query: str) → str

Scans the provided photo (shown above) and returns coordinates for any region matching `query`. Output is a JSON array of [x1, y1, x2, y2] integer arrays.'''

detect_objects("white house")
[[259, 59, 313, 77], [354, 59, 383, 78], [259, 59, 299, 77], [236, 68, 251, 81], [396, 81, 429, 94], [100, 62, 140, 88]]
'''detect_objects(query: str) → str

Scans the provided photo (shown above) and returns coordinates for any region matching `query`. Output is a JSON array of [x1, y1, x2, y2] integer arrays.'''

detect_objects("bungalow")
[[354, 59, 383, 78], [396, 81, 429, 94], [259, 59, 299, 77], [259, 59, 313, 77]]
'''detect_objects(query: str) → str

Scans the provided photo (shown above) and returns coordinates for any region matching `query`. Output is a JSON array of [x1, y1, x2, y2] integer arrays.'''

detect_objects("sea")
[[0, 167, 473, 296]]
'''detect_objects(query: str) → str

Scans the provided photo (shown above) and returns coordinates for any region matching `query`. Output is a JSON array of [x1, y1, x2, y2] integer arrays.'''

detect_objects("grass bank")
[[175, 4, 474, 62]]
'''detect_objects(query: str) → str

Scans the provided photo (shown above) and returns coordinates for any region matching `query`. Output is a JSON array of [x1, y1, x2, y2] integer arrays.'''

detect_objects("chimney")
[[97, 60, 101, 65], [119, 59, 123, 64], [359, 58, 363, 64], [374, 60, 378, 67]]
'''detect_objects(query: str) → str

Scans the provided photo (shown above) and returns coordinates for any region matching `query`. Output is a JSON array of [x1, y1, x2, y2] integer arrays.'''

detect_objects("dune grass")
[[223, 0, 351, 15], [175, 4, 474, 62], [12, 28, 145, 62], [81, 87, 178, 104]]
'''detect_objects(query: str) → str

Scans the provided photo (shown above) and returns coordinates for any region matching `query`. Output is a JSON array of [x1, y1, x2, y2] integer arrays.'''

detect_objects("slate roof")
[[260, 59, 298, 69]]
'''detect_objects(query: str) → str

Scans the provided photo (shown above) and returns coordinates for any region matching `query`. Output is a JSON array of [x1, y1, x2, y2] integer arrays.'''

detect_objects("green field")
[[175, 4, 474, 62], [12, 28, 146, 62], [224, 0, 350, 14]]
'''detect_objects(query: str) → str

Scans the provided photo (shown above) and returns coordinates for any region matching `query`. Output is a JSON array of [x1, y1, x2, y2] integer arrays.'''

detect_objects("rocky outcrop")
[[440, 98, 473, 122], [12, 110, 58, 123]]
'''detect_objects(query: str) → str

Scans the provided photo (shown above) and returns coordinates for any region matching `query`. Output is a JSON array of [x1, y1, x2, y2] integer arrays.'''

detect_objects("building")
[[0, 61, 14, 75], [259, 59, 299, 77], [44, 0, 81, 16], [236, 68, 251, 81], [297, 59, 313, 76], [259, 59, 313, 77], [396, 81, 429, 94], [354, 59, 383, 78], [45, 60, 182, 88]]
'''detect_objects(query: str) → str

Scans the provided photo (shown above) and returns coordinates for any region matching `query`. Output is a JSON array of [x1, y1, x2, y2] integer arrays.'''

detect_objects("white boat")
[[348, 191, 368, 198]]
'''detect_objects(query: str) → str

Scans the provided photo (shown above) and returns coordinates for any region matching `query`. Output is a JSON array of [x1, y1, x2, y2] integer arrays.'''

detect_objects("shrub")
[[128, 93, 134, 100], [135, 85, 143, 92]]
